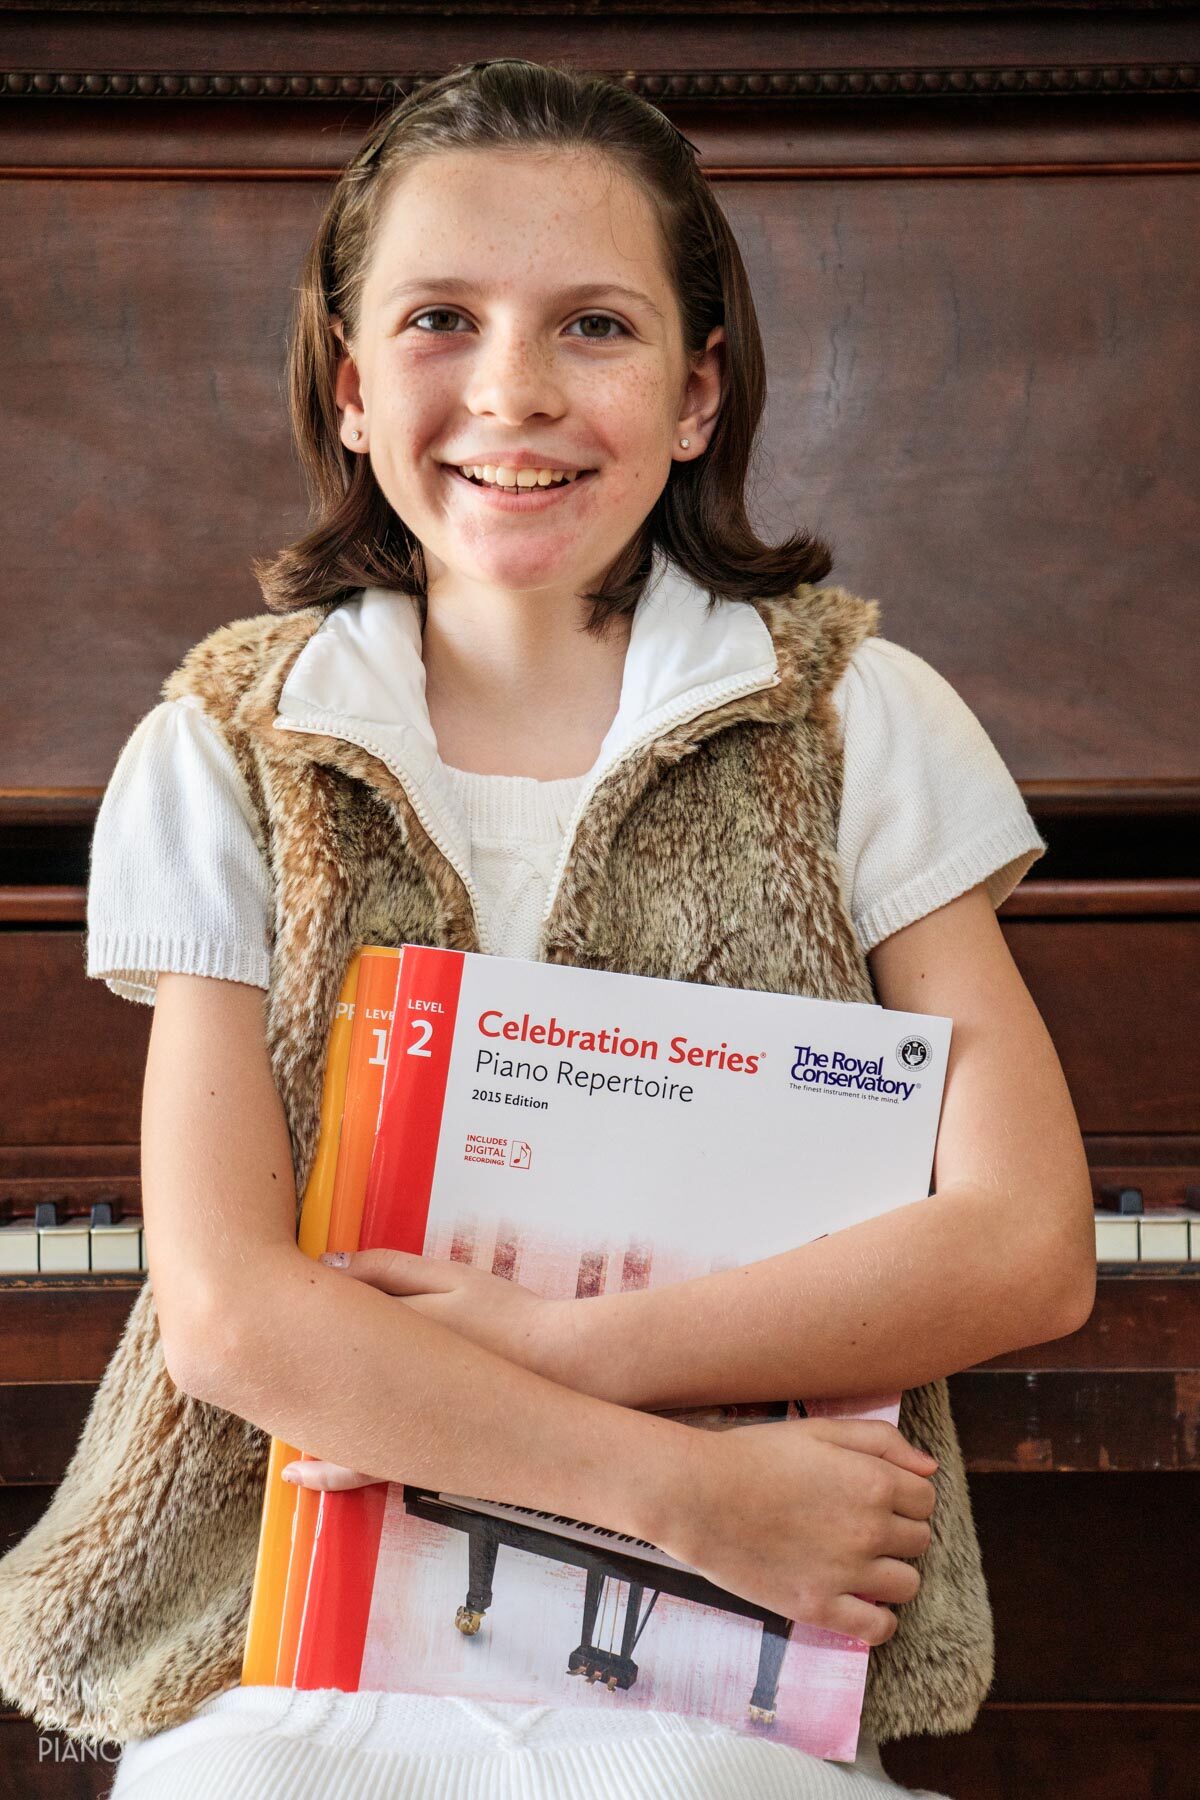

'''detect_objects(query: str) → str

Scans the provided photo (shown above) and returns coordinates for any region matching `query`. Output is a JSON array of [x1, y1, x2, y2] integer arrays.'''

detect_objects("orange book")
[[271, 946, 403, 1685]]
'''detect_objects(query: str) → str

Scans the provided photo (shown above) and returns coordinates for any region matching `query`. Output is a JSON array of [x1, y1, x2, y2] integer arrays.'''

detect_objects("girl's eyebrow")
[[382, 276, 664, 324]]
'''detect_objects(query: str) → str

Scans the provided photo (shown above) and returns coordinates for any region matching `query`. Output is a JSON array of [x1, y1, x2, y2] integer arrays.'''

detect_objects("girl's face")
[[333, 146, 723, 602]]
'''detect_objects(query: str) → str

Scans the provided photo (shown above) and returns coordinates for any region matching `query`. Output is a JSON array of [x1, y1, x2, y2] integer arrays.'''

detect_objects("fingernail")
[[281, 1466, 299, 1483], [320, 1251, 349, 1268]]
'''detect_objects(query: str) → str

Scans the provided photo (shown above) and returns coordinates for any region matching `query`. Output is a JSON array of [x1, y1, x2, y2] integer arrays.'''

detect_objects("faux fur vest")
[[0, 580, 993, 1748]]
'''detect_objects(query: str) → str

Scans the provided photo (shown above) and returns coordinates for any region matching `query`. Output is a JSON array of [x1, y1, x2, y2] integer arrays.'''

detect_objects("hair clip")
[[620, 92, 702, 159]]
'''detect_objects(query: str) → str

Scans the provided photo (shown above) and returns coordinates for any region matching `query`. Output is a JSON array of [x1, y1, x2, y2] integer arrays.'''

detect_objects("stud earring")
[[679, 437, 690, 448], [350, 429, 362, 442]]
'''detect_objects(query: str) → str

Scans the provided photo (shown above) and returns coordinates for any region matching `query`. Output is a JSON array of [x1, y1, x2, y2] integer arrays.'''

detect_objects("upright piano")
[[2, 4, 1196, 1795]]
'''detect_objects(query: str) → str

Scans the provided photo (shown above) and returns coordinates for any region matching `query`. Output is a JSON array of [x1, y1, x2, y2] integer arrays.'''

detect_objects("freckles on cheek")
[[385, 356, 443, 436]]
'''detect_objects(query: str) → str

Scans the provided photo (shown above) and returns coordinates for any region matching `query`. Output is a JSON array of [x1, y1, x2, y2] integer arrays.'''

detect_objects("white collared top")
[[86, 553, 1046, 1002]]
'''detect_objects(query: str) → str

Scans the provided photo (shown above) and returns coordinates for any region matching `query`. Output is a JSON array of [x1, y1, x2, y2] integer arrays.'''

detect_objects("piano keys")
[[0, 1201, 145, 1274], [1093, 1192, 1200, 1265]]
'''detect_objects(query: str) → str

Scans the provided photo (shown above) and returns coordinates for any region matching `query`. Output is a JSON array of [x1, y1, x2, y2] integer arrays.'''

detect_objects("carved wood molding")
[[3, 65, 1198, 102]]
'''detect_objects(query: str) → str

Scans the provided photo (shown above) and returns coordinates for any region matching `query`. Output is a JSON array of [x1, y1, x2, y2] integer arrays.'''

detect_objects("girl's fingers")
[[885, 1513, 934, 1560], [319, 1248, 468, 1297], [891, 1466, 938, 1521], [807, 1418, 938, 1478], [280, 1460, 380, 1490], [859, 1556, 923, 1607], [839, 1598, 898, 1647], [875, 1434, 939, 1475]]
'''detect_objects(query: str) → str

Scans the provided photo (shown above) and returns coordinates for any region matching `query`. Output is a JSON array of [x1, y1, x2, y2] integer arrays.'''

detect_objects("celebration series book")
[[242, 943, 952, 1762]]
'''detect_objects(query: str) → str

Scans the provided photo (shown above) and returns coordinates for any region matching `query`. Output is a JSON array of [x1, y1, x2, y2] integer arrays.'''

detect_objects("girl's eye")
[[411, 308, 471, 334], [567, 314, 628, 341], [408, 309, 628, 341]]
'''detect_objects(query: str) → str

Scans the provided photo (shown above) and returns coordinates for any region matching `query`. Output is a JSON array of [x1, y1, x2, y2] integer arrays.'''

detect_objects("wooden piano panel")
[[1002, 913, 1200, 1136], [751, 167, 1196, 786], [1, 172, 313, 791], [0, 935, 147, 1161], [886, 1694, 1200, 1800]]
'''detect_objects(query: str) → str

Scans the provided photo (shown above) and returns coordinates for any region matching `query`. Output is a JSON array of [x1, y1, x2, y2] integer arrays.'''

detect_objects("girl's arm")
[[143, 974, 659, 1531], [142, 971, 939, 1646], [546, 882, 1097, 1410]]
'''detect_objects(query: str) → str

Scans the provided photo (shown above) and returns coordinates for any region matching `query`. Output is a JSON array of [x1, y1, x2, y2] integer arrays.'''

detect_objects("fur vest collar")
[[0, 571, 993, 1749], [269, 549, 782, 948]]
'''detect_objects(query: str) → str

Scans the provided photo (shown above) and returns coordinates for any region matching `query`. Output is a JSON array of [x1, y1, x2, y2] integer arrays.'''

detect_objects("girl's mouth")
[[442, 466, 598, 512]]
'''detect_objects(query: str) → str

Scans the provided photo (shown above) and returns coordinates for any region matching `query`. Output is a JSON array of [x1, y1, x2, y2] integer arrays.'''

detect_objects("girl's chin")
[[435, 551, 593, 588], [419, 533, 616, 593]]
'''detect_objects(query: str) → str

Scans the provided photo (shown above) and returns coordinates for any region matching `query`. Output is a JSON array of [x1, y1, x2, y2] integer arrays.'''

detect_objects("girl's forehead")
[[387, 140, 628, 191], [371, 146, 660, 258], [364, 149, 672, 317]]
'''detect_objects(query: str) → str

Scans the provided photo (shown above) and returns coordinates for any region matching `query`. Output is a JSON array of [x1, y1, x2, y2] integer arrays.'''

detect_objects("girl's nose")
[[465, 336, 566, 422]]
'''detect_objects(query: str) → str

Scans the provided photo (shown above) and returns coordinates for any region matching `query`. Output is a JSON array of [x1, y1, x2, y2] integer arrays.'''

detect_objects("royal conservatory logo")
[[789, 1036, 933, 1102]]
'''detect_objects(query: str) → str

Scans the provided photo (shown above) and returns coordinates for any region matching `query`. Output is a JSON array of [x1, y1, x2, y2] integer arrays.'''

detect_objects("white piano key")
[[38, 1220, 92, 1272], [1095, 1216, 1139, 1262], [1138, 1212, 1192, 1263], [0, 1220, 39, 1273], [90, 1222, 144, 1273], [1190, 1211, 1200, 1262], [139, 1225, 148, 1272]]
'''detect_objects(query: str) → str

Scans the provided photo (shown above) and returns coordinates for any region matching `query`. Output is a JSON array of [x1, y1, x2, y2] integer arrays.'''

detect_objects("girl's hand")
[[281, 1457, 381, 1490], [664, 1415, 938, 1647], [318, 1247, 567, 1370], [278, 1249, 574, 1492]]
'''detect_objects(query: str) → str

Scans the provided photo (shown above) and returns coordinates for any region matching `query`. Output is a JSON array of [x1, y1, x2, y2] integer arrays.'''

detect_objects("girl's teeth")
[[461, 465, 580, 489]]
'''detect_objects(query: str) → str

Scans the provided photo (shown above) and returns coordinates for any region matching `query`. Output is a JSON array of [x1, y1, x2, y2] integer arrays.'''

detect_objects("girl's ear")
[[678, 324, 725, 454], [330, 317, 367, 450]]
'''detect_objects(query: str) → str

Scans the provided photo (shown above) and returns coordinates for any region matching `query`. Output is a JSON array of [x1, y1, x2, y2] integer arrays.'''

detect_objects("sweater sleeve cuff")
[[84, 933, 272, 1006], [854, 814, 1047, 955]]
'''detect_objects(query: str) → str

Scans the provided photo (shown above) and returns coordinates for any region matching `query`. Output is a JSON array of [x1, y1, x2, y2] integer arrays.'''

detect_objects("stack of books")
[[240, 942, 952, 1762]]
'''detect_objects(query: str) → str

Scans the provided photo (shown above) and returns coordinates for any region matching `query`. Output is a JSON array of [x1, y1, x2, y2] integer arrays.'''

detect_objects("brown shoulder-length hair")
[[253, 56, 833, 634]]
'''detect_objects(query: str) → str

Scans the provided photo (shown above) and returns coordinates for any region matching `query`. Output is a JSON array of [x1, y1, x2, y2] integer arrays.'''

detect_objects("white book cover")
[[296, 945, 951, 1762]]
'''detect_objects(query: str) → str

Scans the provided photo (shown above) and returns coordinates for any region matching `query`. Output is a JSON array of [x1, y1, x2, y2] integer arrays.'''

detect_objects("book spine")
[[324, 948, 405, 1254], [361, 944, 466, 1251]]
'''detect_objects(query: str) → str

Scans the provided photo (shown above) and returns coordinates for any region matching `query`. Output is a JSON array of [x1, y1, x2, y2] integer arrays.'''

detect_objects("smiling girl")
[[28, 53, 1095, 1800]]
